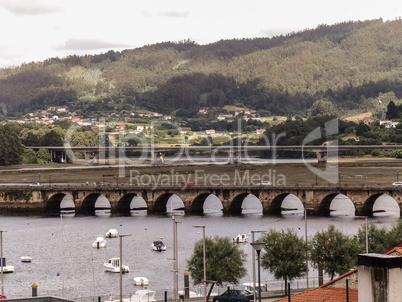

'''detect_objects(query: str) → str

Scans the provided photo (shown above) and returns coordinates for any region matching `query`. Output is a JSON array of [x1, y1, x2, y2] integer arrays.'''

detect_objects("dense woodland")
[[0, 18, 402, 119]]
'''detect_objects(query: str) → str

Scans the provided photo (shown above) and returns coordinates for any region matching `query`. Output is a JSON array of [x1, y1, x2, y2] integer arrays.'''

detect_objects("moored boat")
[[20, 256, 32, 262], [1, 258, 15, 273], [104, 257, 129, 273], [105, 290, 156, 302], [130, 290, 156, 302], [92, 236, 107, 249], [134, 276, 149, 286], [151, 240, 166, 251], [243, 282, 267, 293], [106, 229, 118, 238], [233, 233, 249, 243]]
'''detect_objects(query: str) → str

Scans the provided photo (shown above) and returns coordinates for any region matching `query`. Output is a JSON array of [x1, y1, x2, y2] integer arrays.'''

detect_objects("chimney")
[[358, 254, 402, 302]]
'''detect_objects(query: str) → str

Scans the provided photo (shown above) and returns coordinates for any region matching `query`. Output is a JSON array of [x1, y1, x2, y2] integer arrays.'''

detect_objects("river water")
[[0, 192, 400, 302]]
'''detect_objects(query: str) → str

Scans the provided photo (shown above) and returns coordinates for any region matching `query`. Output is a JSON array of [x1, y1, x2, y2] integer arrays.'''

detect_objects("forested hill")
[[0, 18, 402, 119]]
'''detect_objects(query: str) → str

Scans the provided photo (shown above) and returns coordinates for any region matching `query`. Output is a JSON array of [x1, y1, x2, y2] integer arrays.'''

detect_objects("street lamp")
[[119, 234, 131, 302], [250, 231, 266, 299], [304, 207, 314, 289], [0, 230, 6, 297], [356, 216, 369, 253], [250, 240, 265, 302], [193, 226, 207, 302], [172, 216, 181, 302]]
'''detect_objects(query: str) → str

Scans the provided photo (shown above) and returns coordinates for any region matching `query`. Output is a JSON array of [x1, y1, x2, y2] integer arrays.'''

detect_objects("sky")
[[0, 0, 401, 68]]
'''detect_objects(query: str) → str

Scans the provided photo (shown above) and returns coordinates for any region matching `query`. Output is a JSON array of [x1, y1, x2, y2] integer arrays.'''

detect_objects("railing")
[[70, 277, 332, 302]]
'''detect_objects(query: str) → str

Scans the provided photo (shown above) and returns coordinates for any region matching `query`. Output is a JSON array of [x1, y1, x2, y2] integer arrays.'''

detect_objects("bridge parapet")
[[0, 184, 402, 216]]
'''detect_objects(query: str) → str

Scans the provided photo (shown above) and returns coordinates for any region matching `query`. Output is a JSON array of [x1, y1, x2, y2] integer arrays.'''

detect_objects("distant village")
[[9, 106, 270, 136]]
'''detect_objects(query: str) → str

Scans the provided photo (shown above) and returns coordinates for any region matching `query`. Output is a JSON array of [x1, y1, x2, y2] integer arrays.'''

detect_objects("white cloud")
[[0, 0, 61, 15], [0, 0, 401, 68], [59, 38, 131, 51]]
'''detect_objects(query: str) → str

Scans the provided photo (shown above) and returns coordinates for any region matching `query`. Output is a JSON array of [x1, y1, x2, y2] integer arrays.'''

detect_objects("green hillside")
[[0, 18, 401, 119]]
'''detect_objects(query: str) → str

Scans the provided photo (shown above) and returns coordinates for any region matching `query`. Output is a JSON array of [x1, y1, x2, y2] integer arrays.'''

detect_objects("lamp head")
[[250, 240, 265, 252]]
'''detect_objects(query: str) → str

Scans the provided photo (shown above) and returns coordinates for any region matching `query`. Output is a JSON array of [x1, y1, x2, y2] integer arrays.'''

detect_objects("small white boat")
[[104, 290, 156, 302], [243, 282, 267, 292], [104, 257, 129, 273], [21, 256, 32, 262], [134, 276, 149, 286], [0, 259, 15, 273], [130, 290, 156, 302], [151, 240, 166, 251], [93, 236, 107, 249], [106, 229, 118, 238], [233, 233, 249, 243]]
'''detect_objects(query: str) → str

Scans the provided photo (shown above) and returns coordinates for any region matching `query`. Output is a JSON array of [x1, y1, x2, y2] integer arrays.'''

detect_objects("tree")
[[187, 236, 247, 300], [356, 222, 390, 253], [260, 229, 307, 294], [40, 128, 65, 146], [0, 124, 24, 165], [311, 100, 336, 116], [36, 149, 51, 164], [310, 225, 359, 280], [22, 148, 37, 164]]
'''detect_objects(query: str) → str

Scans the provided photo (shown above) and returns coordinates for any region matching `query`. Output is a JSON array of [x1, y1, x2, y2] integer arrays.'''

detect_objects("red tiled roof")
[[272, 287, 358, 302], [384, 244, 402, 255], [321, 267, 357, 287]]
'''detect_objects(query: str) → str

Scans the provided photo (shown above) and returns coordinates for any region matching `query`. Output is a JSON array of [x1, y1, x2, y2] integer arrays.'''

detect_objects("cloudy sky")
[[0, 0, 401, 68]]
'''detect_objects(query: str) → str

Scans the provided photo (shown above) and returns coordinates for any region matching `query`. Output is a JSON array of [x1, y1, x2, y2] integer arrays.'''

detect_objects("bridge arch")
[[117, 193, 141, 215], [46, 193, 75, 214], [130, 195, 148, 214], [153, 193, 185, 214], [319, 193, 355, 216], [230, 193, 249, 214], [192, 193, 223, 215], [229, 193, 261, 215], [362, 193, 400, 217], [269, 193, 292, 215], [192, 193, 212, 214], [318, 193, 347, 216], [81, 193, 111, 215]]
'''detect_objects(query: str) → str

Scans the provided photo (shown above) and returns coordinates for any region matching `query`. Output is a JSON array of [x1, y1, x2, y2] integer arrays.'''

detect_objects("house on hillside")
[[379, 120, 399, 128], [273, 245, 402, 302]]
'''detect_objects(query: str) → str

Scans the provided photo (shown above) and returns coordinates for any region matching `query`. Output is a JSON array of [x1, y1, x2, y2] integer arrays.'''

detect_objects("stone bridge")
[[1, 184, 402, 216]]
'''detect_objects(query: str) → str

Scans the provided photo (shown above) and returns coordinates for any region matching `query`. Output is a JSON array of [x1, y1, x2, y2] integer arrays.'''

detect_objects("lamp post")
[[304, 208, 314, 289], [356, 216, 369, 253], [193, 226, 207, 302], [250, 231, 266, 299], [250, 240, 265, 302], [119, 234, 131, 302], [172, 216, 181, 302], [0, 230, 6, 297]]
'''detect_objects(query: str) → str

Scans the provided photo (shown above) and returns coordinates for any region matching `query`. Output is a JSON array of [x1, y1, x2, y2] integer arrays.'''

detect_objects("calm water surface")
[[0, 194, 400, 301]]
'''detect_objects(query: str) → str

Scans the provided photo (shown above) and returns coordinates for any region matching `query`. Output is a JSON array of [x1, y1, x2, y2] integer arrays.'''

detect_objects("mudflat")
[[0, 157, 402, 186]]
